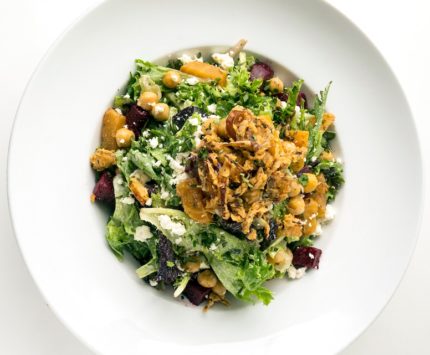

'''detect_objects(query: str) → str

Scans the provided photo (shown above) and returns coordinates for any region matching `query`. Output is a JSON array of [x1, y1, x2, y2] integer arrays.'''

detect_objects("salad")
[[89, 40, 344, 310]]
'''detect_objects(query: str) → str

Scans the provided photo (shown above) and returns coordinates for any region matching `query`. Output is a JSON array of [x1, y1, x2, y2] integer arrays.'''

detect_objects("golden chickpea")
[[268, 77, 284, 93], [289, 179, 302, 197], [288, 195, 305, 215], [115, 128, 135, 148], [212, 281, 226, 297], [162, 70, 181, 88], [304, 198, 319, 219], [197, 270, 218, 288], [151, 103, 170, 121], [273, 249, 287, 264], [320, 151, 334, 161], [184, 261, 201, 273], [303, 173, 318, 193], [291, 159, 305, 173], [137, 91, 158, 110]]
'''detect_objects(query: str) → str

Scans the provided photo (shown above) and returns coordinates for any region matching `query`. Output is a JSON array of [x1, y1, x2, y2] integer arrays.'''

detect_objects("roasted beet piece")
[[183, 280, 211, 305], [93, 171, 114, 205], [250, 62, 274, 81], [144, 181, 158, 196], [155, 233, 180, 284], [173, 106, 206, 129], [216, 216, 245, 238], [276, 92, 289, 102], [126, 104, 150, 138], [293, 246, 322, 269]]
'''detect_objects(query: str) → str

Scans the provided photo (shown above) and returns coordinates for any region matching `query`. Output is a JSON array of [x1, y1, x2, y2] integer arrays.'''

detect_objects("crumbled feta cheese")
[[295, 106, 301, 115], [211, 52, 234, 69], [336, 157, 343, 164], [175, 237, 183, 245], [170, 172, 190, 185], [141, 130, 150, 138], [134, 225, 153, 242], [120, 196, 135, 205], [122, 157, 128, 162], [188, 117, 199, 126], [287, 266, 306, 279], [311, 156, 317, 162], [280, 101, 287, 109], [123, 94, 130, 99], [160, 189, 170, 199], [178, 53, 203, 64], [115, 108, 122, 115], [166, 155, 185, 173], [148, 137, 159, 149], [207, 104, 217, 113], [186, 77, 199, 86], [194, 125, 203, 147], [324, 204, 336, 221], [309, 253, 315, 259], [149, 279, 158, 287], [209, 243, 217, 251], [158, 215, 186, 236], [145, 198, 152, 206]]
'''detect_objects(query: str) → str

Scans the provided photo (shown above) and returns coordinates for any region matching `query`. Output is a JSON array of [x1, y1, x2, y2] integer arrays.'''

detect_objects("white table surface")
[[1, 0, 429, 354]]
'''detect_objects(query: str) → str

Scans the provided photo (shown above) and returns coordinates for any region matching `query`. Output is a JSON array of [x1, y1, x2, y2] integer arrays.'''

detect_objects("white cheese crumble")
[[148, 137, 159, 149], [311, 156, 317, 162], [211, 52, 234, 69], [149, 279, 158, 287], [185, 77, 199, 86], [188, 117, 199, 126], [175, 237, 183, 245], [324, 204, 336, 221], [209, 243, 218, 251], [123, 93, 130, 99], [287, 266, 306, 279], [115, 108, 122, 115], [207, 104, 217, 113], [336, 157, 343, 164], [160, 188, 170, 199], [158, 215, 186, 236], [170, 172, 190, 185], [134, 225, 153, 242], [280, 101, 287, 109], [178, 53, 203, 64], [120, 196, 135, 205], [141, 130, 150, 138], [145, 198, 152, 206]]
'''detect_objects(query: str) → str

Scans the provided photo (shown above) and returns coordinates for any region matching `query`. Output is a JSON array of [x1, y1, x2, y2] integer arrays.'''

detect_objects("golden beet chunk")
[[180, 61, 227, 86], [176, 178, 212, 224], [101, 108, 126, 150]]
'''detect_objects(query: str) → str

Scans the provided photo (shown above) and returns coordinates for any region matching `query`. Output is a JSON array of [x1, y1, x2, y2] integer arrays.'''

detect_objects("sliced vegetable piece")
[[180, 61, 227, 86]]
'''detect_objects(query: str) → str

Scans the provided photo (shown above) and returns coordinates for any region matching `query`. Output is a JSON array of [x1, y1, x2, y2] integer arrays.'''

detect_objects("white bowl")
[[8, 0, 423, 354]]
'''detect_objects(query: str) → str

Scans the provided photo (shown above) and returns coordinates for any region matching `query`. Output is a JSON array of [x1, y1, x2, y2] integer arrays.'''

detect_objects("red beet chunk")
[[250, 62, 274, 81], [183, 280, 211, 305], [93, 171, 114, 205], [293, 246, 322, 269], [126, 104, 149, 138]]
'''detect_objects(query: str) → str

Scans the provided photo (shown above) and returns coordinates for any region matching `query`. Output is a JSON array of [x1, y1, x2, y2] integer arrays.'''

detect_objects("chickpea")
[[212, 281, 226, 297], [273, 249, 287, 264], [303, 173, 318, 193], [304, 198, 319, 219], [184, 260, 201, 273], [151, 103, 170, 121], [162, 70, 181, 88], [115, 128, 135, 148], [137, 91, 158, 110], [268, 77, 284, 93], [288, 195, 305, 215], [289, 179, 302, 197], [197, 270, 218, 288], [320, 151, 334, 161]]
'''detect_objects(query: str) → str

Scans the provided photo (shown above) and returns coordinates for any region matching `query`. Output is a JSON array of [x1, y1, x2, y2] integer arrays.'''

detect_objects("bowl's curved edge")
[[6, 1, 108, 355], [6, 1, 425, 355], [319, 0, 425, 353]]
